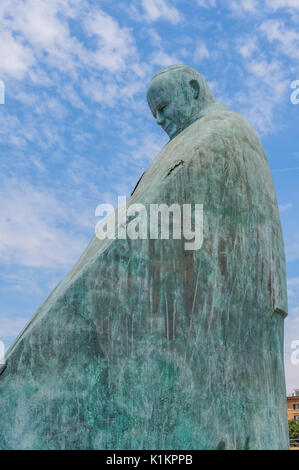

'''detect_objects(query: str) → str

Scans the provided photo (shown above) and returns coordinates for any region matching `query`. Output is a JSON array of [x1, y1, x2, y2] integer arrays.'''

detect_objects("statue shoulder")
[[203, 107, 263, 152]]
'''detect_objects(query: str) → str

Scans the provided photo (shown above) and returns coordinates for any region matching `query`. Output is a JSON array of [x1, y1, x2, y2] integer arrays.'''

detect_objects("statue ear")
[[189, 79, 200, 99]]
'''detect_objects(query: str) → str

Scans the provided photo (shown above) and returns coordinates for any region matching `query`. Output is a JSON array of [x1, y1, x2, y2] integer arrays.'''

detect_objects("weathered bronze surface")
[[0, 65, 289, 449]]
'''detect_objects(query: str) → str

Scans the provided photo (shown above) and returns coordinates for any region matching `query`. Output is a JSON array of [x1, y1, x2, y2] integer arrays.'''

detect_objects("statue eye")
[[156, 104, 167, 116], [153, 104, 167, 119]]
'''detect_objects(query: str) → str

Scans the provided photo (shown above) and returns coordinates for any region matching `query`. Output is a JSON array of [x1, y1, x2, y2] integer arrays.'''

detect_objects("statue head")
[[147, 64, 216, 140]]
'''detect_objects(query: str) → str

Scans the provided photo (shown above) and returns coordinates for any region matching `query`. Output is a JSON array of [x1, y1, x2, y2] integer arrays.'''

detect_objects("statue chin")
[[164, 121, 189, 140], [165, 126, 177, 140], [167, 117, 198, 140]]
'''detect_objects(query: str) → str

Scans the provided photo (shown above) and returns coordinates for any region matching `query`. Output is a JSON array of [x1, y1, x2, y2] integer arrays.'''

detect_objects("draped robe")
[[0, 103, 289, 449]]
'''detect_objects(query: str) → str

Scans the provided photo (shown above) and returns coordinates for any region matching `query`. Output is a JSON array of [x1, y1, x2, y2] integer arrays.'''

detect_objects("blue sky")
[[0, 0, 298, 393]]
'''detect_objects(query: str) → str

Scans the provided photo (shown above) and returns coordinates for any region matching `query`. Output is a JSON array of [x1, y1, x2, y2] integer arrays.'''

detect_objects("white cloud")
[[260, 20, 299, 60], [13, 0, 71, 48], [0, 31, 34, 79], [279, 202, 293, 212], [147, 29, 162, 48], [0, 0, 143, 96], [286, 240, 299, 262], [36, 97, 68, 120], [14, 91, 38, 107], [227, 1, 299, 135], [233, 58, 289, 134], [284, 304, 299, 393], [150, 50, 180, 68], [141, 0, 181, 24], [237, 37, 257, 59], [0, 316, 29, 338], [0, 0, 85, 78], [62, 84, 88, 112], [197, 0, 216, 7], [291, 306, 299, 316], [194, 44, 210, 61], [0, 271, 44, 295], [284, 355, 299, 395], [0, 178, 91, 269], [84, 9, 138, 73], [272, 166, 299, 171], [130, 133, 167, 163], [226, 0, 258, 14], [82, 77, 119, 107], [266, 0, 299, 12], [287, 278, 299, 298]]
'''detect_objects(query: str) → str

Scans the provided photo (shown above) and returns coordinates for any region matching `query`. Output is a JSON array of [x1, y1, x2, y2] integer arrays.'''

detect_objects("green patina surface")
[[0, 65, 289, 449]]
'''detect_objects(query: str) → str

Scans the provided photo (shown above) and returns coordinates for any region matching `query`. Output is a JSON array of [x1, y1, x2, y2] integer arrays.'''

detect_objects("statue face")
[[147, 73, 199, 140]]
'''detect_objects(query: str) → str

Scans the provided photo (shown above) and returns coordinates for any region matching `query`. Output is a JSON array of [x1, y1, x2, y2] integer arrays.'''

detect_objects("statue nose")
[[156, 111, 165, 125]]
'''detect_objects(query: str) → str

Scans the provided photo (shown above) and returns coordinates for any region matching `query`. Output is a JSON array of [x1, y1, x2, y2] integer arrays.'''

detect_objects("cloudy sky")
[[0, 0, 298, 393]]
